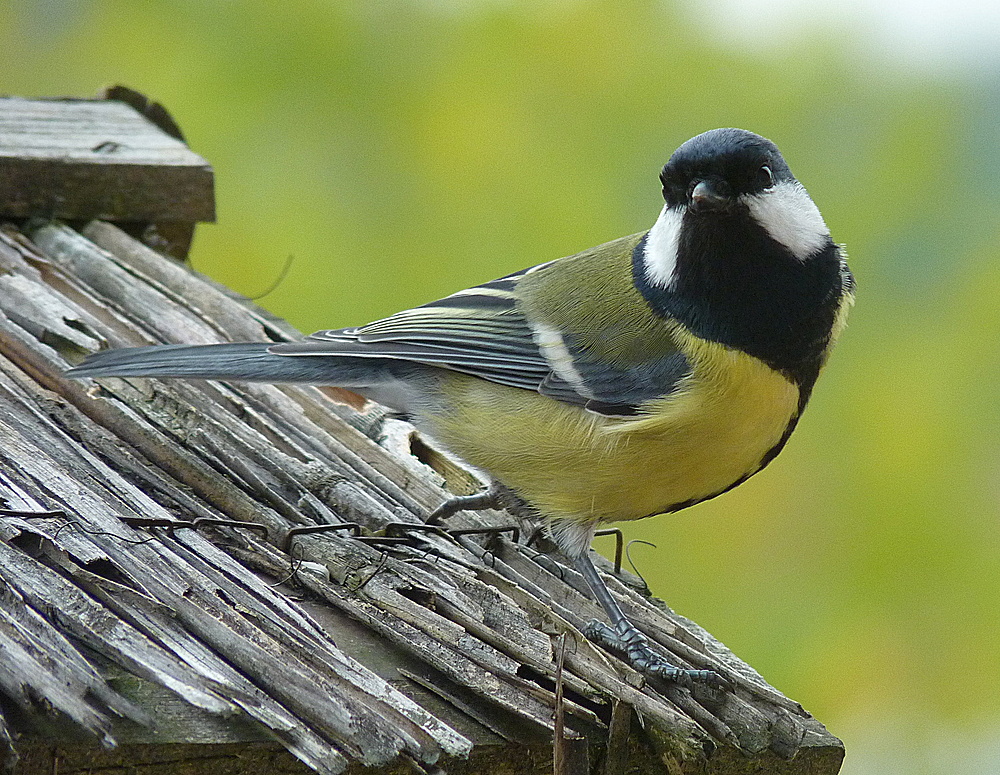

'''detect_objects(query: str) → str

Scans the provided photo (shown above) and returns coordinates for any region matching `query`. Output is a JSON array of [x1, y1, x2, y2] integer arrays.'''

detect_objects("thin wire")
[[247, 254, 295, 301], [624, 539, 657, 589], [270, 544, 306, 588], [5, 510, 159, 546], [56, 521, 157, 545], [347, 553, 389, 592]]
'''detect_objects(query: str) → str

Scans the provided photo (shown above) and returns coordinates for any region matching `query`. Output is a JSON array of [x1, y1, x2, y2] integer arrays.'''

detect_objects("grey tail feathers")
[[65, 343, 399, 386]]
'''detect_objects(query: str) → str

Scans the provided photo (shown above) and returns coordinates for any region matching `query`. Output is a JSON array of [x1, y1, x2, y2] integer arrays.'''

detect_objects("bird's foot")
[[426, 481, 533, 525], [426, 488, 505, 525], [584, 619, 725, 688]]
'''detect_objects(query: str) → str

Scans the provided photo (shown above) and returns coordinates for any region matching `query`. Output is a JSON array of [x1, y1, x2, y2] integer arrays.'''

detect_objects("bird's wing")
[[274, 266, 552, 389], [273, 246, 689, 417]]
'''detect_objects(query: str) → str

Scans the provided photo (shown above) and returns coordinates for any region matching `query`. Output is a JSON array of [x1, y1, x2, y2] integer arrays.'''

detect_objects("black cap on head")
[[660, 128, 794, 208]]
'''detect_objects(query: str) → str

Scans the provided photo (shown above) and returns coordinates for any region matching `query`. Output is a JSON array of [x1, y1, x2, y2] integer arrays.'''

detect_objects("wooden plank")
[[0, 96, 214, 222]]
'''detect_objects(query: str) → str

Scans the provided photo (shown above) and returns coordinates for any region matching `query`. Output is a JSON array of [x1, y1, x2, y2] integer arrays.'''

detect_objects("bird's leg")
[[428, 488, 720, 685], [573, 551, 723, 687]]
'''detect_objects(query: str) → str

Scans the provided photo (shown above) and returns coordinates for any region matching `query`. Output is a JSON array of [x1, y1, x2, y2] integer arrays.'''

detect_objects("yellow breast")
[[429, 332, 800, 524]]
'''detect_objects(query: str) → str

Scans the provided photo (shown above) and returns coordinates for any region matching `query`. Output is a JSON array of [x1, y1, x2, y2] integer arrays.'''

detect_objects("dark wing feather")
[[273, 280, 556, 393], [272, 258, 688, 416]]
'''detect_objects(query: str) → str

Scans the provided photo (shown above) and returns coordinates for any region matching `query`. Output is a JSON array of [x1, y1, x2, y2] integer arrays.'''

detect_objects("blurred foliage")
[[2, 1, 999, 772]]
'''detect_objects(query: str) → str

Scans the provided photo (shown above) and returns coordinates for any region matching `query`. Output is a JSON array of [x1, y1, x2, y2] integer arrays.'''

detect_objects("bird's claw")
[[584, 619, 725, 688], [426, 489, 502, 525], [426, 481, 534, 525]]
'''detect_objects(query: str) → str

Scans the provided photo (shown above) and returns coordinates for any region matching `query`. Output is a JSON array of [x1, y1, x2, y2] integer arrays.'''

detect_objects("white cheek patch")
[[642, 204, 684, 289], [744, 180, 830, 260]]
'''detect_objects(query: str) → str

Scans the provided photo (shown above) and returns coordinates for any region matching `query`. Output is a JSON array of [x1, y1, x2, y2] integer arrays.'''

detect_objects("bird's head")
[[659, 128, 792, 215], [652, 128, 830, 263]]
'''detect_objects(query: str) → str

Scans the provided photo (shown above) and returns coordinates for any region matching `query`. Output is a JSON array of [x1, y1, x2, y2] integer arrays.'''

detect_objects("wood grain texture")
[[0, 96, 214, 223]]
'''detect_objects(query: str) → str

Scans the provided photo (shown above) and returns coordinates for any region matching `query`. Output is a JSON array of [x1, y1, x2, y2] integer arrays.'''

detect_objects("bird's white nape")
[[642, 204, 684, 289], [744, 180, 830, 260]]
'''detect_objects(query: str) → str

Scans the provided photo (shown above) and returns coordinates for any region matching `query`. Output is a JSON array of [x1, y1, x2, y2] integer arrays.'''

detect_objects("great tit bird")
[[67, 128, 853, 685]]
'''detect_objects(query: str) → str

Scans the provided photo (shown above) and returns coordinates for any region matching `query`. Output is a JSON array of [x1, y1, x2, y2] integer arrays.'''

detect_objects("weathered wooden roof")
[[0, 93, 844, 775], [0, 89, 213, 260]]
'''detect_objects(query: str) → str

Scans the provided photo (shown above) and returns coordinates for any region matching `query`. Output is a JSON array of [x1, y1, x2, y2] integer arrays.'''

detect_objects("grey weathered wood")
[[0, 217, 846, 775], [0, 96, 214, 224]]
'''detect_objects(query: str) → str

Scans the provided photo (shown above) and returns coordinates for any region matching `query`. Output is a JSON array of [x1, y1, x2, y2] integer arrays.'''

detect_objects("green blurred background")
[[3, 1, 998, 772]]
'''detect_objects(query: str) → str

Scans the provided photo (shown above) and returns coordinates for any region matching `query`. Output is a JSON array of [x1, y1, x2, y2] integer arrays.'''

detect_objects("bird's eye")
[[755, 164, 774, 189]]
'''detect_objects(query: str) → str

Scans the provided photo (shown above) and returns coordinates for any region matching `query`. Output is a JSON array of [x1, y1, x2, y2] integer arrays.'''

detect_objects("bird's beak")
[[689, 179, 731, 213]]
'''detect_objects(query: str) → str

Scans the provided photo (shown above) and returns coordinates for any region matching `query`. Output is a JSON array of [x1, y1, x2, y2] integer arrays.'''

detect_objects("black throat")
[[631, 210, 848, 398]]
